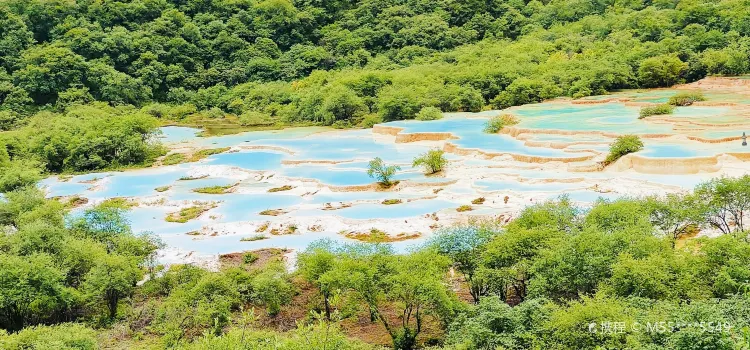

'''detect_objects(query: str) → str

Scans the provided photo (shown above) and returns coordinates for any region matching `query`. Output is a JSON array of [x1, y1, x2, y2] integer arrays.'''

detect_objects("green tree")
[[431, 222, 497, 303], [412, 149, 447, 174], [367, 157, 401, 187], [604, 135, 643, 164], [0, 160, 43, 193], [694, 176, 750, 234], [415, 106, 443, 121], [638, 54, 687, 88], [321, 86, 366, 124], [83, 254, 141, 319], [297, 240, 340, 320], [0, 254, 71, 331], [13, 46, 87, 105]]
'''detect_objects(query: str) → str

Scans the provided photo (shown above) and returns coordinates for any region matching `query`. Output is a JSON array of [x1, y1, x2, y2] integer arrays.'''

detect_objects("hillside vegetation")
[[0, 0, 748, 176], [2, 176, 750, 349]]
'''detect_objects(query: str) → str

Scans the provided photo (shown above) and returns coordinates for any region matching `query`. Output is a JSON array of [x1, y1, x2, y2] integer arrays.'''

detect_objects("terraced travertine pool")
[[41, 81, 750, 265]]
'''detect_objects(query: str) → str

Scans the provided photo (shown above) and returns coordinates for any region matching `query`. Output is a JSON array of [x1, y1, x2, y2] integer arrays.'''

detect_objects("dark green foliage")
[[0, 0, 745, 127], [605, 135, 644, 164]]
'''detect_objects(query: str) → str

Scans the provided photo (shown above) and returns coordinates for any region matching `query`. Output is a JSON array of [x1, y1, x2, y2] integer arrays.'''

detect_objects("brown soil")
[[219, 248, 288, 270]]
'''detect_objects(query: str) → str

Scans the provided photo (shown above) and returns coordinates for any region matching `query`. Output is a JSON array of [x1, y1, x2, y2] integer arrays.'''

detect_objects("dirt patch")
[[219, 248, 288, 270]]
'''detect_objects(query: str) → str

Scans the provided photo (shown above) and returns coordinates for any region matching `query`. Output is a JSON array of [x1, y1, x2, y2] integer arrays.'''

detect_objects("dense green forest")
[[1, 0, 750, 176], [3, 176, 750, 349]]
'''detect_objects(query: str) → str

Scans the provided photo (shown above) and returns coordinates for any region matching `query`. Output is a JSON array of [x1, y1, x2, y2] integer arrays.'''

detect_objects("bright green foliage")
[[366, 157, 401, 186], [415, 106, 443, 121], [161, 153, 187, 166], [249, 262, 295, 316], [297, 240, 343, 320], [359, 114, 383, 128], [669, 91, 707, 106], [0, 254, 71, 331], [151, 272, 241, 345], [412, 149, 447, 174], [1, 104, 163, 173], [638, 54, 688, 88], [693, 175, 750, 233], [430, 222, 498, 303], [238, 111, 274, 127], [0, 323, 98, 350], [180, 320, 374, 350], [242, 252, 258, 264], [83, 254, 141, 319], [511, 195, 580, 232], [192, 185, 234, 194], [604, 135, 644, 164], [645, 193, 702, 244], [483, 114, 519, 133], [0, 187, 159, 332], [639, 104, 675, 118], [0, 160, 42, 193]]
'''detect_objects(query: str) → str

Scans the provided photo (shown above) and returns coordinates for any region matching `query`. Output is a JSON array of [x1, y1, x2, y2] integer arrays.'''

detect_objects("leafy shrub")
[[471, 197, 485, 204], [0, 160, 43, 193], [483, 114, 519, 133], [249, 263, 295, 316], [668, 91, 706, 106], [639, 104, 674, 119], [0, 323, 97, 350], [238, 111, 274, 126], [382, 199, 402, 205], [367, 157, 401, 187], [412, 149, 447, 174], [243, 253, 259, 264], [457, 205, 473, 212], [360, 113, 383, 128], [605, 135, 644, 164], [415, 106, 443, 121]]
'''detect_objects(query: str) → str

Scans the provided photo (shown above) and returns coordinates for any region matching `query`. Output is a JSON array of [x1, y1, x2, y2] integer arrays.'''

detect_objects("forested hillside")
[[1, 0, 749, 121], [0, 0, 749, 178]]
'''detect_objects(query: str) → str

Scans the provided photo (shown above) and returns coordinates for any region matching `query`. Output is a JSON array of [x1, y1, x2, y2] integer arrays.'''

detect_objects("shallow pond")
[[41, 91, 750, 261]]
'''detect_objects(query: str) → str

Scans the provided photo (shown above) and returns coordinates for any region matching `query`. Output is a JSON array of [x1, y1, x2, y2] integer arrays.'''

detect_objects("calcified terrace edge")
[[371, 111, 750, 175]]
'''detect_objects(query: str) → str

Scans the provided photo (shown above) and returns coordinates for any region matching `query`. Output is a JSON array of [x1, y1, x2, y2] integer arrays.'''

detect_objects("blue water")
[[640, 144, 700, 158], [385, 118, 582, 157], [94, 168, 190, 198], [40, 179, 92, 197], [159, 126, 201, 143], [205, 151, 286, 170], [213, 194, 302, 221]]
